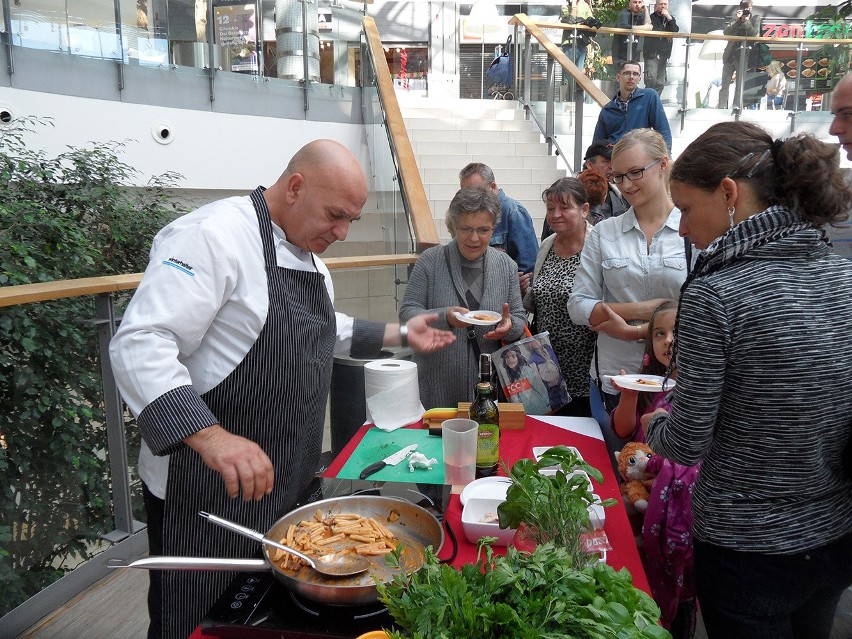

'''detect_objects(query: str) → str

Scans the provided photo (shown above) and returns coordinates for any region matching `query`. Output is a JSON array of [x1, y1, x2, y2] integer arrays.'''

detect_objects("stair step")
[[401, 97, 566, 242], [412, 140, 552, 157], [401, 106, 527, 121], [426, 182, 553, 202], [407, 128, 542, 145], [421, 167, 565, 185], [404, 118, 536, 132]]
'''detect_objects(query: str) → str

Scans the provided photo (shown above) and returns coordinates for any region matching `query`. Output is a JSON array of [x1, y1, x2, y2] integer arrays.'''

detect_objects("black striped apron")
[[156, 189, 335, 639]]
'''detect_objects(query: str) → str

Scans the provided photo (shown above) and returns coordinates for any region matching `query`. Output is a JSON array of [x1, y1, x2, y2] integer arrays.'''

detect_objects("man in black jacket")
[[612, 0, 651, 67], [643, 0, 679, 95]]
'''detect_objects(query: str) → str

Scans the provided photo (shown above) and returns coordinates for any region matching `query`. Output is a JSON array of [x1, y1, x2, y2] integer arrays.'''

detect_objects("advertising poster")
[[213, 1, 258, 73]]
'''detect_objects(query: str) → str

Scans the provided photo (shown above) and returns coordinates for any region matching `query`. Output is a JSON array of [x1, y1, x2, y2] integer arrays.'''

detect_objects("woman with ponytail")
[[645, 121, 852, 639]]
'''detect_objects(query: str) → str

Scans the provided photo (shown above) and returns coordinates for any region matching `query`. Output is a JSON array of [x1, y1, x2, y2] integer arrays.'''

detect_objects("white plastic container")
[[461, 497, 516, 546]]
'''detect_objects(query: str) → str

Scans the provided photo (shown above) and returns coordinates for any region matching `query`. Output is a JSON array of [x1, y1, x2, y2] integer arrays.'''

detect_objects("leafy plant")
[[586, 42, 614, 81], [810, 4, 852, 23], [377, 541, 669, 639], [595, 0, 627, 30], [497, 445, 618, 567], [0, 116, 184, 615]]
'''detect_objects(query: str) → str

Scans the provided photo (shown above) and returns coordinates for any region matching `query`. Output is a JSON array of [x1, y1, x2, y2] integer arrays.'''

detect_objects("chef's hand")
[[185, 425, 274, 501], [484, 303, 513, 341], [406, 313, 457, 353]]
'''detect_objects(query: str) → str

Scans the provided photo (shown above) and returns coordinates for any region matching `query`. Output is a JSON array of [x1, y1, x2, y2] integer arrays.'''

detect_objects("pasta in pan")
[[270, 510, 400, 571]]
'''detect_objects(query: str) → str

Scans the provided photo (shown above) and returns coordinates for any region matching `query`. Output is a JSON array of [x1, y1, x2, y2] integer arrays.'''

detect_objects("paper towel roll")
[[364, 359, 424, 431]]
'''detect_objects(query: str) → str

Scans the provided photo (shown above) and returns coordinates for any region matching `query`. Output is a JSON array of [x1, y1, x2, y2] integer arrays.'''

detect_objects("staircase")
[[399, 97, 567, 242]]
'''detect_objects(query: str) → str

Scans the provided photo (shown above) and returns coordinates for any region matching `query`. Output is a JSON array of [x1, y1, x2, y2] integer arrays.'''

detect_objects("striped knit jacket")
[[646, 206, 852, 554]]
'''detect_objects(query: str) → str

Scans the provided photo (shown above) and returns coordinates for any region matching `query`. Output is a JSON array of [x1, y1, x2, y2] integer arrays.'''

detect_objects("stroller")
[[486, 36, 514, 100]]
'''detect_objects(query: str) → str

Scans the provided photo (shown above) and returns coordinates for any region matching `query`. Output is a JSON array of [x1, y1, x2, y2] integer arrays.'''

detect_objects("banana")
[[421, 407, 458, 426]]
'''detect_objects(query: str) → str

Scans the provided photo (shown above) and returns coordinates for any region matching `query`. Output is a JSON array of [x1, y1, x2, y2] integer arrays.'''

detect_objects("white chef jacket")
[[567, 206, 687, 394], [109, 194, 356, 498]]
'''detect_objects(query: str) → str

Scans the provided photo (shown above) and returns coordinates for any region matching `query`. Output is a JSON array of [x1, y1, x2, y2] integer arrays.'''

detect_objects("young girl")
[[611, 299, 678, 442], [612, 300, 700, 638]]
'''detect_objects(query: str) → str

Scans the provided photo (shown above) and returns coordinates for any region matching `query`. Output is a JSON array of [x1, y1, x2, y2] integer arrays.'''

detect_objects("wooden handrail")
[[0, 274, 144, 307], [0, 254, 421, 308], [511, 14, 609, 107], [362, 16, 439, 252]]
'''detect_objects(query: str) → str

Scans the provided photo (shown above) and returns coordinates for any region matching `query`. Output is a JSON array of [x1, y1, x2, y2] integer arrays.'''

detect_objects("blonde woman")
[[567, 128, 688, 463], [765, 60, 786, 109]]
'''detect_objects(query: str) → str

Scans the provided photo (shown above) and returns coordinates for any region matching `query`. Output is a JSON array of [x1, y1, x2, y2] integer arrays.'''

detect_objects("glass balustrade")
[[510, 16, 849, 166], [0, 29, 416, 619], [0, 1, 846, 118]]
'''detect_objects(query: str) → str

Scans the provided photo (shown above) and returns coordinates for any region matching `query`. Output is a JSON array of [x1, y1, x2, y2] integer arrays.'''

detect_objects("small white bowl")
[[459, 476, 511, 506], [461, 497, 516, 546]]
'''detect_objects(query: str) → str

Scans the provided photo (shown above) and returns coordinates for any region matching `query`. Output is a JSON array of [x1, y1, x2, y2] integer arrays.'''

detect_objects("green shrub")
[[0, 117, 184, 616]]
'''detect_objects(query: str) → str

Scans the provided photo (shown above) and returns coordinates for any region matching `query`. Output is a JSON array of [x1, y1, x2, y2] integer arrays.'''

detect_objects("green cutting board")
[[336, 428, 445, 484]]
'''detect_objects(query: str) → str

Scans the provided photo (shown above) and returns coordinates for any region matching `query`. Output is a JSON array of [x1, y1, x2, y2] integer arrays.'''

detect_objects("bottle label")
[[476, 423, 499, 469]]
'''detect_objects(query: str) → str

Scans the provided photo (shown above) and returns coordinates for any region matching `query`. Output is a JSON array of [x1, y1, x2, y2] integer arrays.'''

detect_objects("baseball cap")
[[584, 140, 612, 161]]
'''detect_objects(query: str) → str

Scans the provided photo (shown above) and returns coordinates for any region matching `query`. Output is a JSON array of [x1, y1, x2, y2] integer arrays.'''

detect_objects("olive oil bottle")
[[470, 354, 499, 477]]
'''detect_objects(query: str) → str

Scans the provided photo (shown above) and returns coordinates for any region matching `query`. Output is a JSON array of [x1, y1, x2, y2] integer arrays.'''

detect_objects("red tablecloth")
[[191, 416, 649, 639], [324, 416, 650, 595]]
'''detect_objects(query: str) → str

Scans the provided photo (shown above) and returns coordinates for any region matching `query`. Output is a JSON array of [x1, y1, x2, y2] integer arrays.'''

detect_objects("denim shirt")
[[567, 206, 687, 393], [491, 189, 539, 273]]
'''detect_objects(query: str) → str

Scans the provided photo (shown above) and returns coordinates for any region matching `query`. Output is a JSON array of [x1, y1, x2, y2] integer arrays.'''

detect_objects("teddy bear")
[[615, 442, 657, 514]]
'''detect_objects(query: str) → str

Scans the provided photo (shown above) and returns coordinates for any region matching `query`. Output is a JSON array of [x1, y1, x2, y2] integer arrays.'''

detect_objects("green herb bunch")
[[377, 542, 669, 639], [496, 446, 618, 567]]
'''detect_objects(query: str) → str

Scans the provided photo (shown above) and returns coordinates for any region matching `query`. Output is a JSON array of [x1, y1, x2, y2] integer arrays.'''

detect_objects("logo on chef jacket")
[[162, 257, 195, 276]]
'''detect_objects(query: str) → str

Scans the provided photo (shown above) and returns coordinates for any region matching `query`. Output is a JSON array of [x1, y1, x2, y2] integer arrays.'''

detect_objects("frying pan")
[[112, 495, 443, 606]]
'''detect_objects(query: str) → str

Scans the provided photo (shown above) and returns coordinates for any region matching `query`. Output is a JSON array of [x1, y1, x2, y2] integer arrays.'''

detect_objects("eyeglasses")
[[608, 157, 663, 184], [456, 226, 494, 237], [619, 71, 641, 77]]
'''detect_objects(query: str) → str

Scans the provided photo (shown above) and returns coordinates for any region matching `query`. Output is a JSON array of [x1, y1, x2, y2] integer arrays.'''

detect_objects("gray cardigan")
[[400, 243, 527, 408]]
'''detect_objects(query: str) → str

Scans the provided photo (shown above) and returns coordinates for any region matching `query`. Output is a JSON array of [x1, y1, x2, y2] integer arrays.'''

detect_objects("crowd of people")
[[106, 35, 852, 639], [558, 0, 795, 112]]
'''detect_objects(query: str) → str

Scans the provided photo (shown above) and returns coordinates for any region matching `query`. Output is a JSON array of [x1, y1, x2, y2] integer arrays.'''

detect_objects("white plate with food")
[[453, 310, 501, 326], [608, 374, 675, 393], [459, 476, 512, 506]]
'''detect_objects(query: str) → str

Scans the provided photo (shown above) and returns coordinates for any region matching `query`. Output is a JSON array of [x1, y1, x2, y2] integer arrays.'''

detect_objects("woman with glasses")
[[400, 187, 527, 408], [567, 128, 688, 465], [645, 121, 852, 639]]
